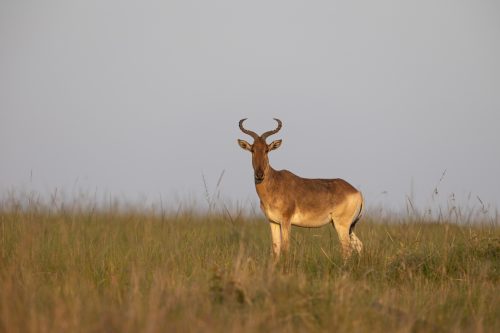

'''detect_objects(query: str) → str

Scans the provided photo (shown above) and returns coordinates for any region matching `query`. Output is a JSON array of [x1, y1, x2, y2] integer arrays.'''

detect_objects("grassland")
[[0, 199, 499, 333]]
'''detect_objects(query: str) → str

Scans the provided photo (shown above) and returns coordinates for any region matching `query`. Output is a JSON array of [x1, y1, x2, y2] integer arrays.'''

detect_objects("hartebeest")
[[238, 118, 363, 259]]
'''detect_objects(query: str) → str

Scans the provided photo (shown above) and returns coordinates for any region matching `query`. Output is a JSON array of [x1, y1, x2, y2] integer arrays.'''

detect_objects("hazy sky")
[[1, 0, 499, 212]]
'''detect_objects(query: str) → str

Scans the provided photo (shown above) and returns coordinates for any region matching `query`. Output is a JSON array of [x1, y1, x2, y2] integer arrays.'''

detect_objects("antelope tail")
[[350, 194, 364, 234]]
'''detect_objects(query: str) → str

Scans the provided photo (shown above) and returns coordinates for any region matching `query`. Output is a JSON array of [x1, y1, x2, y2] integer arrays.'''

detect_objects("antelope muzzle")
[[254, 169, 265, 184]]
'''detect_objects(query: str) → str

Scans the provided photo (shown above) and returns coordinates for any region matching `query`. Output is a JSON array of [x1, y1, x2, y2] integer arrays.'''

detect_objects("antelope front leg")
[[280, 220, 291, 253], [269, 222, 282, 258]]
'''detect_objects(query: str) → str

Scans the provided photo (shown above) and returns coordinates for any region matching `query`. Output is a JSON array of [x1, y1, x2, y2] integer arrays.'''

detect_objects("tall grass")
[[0, 196, 498, 332]]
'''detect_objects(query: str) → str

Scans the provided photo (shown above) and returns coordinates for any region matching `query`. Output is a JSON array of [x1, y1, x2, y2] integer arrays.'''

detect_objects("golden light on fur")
[[238, 118, 364, 259]]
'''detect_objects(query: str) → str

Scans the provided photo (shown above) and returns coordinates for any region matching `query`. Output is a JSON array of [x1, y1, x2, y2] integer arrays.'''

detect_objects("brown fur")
[[238, 119, 363, 259]]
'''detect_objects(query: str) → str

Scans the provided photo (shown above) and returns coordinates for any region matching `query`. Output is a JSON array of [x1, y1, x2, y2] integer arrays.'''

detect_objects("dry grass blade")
[[0, 196, 498, 333]]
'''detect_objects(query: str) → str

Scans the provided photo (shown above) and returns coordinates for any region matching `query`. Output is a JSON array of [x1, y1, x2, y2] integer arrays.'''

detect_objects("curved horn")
[[261, 118, 282, 139], [238, 118, 259, 139]]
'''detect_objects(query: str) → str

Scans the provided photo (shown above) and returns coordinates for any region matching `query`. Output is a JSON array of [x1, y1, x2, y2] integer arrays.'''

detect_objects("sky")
[[1, 0, 499, 213]]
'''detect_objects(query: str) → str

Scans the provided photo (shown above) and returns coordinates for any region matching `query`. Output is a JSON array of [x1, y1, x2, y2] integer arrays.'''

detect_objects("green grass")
[[0, 203, 499, 332]]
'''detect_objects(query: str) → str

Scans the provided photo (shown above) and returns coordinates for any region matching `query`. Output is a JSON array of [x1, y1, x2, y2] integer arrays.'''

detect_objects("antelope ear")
[[237, 139, 252, 152], [268, 139, 282, 151]]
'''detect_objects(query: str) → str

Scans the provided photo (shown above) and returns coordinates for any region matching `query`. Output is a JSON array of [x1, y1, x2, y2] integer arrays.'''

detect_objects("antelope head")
[[238, 118, 282, 184]]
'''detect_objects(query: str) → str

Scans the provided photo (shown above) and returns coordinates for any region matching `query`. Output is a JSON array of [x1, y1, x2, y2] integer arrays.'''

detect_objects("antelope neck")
[[255, 166, 278, 195]]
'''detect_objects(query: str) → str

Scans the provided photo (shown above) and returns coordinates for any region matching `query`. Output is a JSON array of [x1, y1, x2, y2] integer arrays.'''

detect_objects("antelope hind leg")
[[350, 232, 363, 254], [332, 221, 353, 260]]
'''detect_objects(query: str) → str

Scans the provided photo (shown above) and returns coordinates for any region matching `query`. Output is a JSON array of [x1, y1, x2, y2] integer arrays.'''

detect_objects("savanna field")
[[0, 197, 499, 333]]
